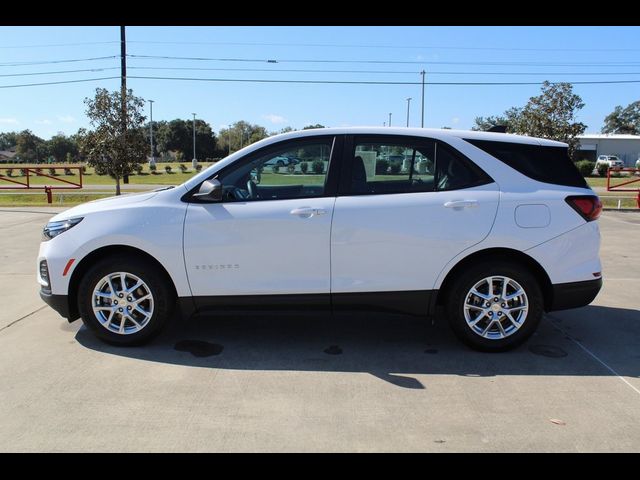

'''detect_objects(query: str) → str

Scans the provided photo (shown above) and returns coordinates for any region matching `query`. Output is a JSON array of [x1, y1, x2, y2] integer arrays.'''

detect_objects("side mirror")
[[193, 179, 223, 202]]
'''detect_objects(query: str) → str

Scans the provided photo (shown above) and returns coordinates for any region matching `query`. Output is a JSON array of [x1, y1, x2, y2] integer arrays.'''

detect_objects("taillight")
[[565, 195, 602, 222]]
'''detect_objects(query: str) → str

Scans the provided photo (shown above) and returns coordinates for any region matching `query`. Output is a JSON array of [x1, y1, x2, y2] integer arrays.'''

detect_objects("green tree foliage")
[[303, 124, 326, 130], [0, 132, 18, 151], [217, 121, 269, 154], [149, 119, 217, 160], [47, 133, 78, 162], [16, 130, 46, 163], [473, 82, 586, 159], [78, 88, 147, 195], [602, 101, 640, 135], [575, 160, 595, 177]]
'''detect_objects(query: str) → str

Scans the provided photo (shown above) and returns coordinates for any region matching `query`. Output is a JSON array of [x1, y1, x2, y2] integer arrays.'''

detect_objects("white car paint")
[[38, 127, 601, 319]]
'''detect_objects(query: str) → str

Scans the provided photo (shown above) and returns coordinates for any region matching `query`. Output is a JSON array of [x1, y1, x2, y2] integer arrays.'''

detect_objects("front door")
[[183, 136, 339, 301]]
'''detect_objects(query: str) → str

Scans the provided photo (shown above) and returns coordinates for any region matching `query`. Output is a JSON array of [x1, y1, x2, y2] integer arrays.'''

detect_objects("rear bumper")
[[40, 290, 76, 321], [549, 278, 602, 311]]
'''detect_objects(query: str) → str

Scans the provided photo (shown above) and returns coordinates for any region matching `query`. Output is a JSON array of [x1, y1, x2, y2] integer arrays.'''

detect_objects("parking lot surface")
[[0, 207, 638, 452]]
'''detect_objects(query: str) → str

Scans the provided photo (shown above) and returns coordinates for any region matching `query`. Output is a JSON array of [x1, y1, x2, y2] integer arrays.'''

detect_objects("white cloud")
[[451, 117, 460, 124], [262, 114, 287, 124], [57, 115, 76, 123], [0, 117, 19, 125], [36, 119, 52, 125]]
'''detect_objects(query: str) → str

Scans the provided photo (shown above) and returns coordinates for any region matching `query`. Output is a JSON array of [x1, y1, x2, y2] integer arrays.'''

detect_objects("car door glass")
[[218, 141, 332, 201], [351, 142, 436, 194]]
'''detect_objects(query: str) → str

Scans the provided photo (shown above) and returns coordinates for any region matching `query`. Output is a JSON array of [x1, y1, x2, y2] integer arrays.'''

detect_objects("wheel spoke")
[[496, 319, 507, 337], [501, 279, 509, 299], [469, 309, 490, 327], [104, 310, 115, 328], [95, 292, 113, 300], [134, 293, 152, 304], [125, 314, 141, 329], [106, 276, 116, 295], [505, 311, 521, 329], [470, 288, 491, 300], [133, 305, 150, 317], [120, 273, 127, 293], [505, 289, 524, 301], [481, 319, 495, 337], [126, 280, 143, 293]]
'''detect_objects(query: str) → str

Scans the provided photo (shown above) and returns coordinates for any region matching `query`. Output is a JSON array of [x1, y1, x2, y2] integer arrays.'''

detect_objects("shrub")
[[134, 164, 143, 175], [597, 163, 609, 177], [165, 165, 172, 174], [19, 169, 26, 176], [64, 168, 74, 176], [300, 162, 308, 174], [6, 168, 12, 177], [35, 168, 43, 175], [287, 164, 296, 174], [272, 164, 280, 174], [376, 159, 389, 174], [388, 162, 402, 174], [195, 164, 203, 172], [312, 160, 324, 174], [81, 165, 87, 174], [149, 164, 157, 174], [576, 160, 595, 177], [179, 164, 187, 173]]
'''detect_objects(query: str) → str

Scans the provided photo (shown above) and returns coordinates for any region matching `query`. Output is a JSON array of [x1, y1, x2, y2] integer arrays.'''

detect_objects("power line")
[[126, 40, 640, 53], [0, 56, 119, 67], [127, 54, 640, 67], [0, 77, 119, 89], [0, 41, 119, 49], [0, 67, 120, 78]]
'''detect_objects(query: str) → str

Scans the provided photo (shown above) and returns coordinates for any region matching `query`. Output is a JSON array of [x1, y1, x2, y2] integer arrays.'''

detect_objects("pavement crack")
[[0, 305, 47, 333]]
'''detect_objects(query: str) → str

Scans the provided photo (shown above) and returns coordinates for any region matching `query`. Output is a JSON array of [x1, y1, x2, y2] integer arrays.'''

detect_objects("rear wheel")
[[77, 255, 175, 346], [446, 261, 544, 352]]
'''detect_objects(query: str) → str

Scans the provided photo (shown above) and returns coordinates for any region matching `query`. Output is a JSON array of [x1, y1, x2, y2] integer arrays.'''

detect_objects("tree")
[[149, 119, 217, 159], [473, 82, 586, 159], [78, 88, 147, 195], [47, 133, 78, 162], [303, 124, 326, 130], [0, 132, 18, 151], [602, 101, 640, 135], [217, 121, 269, 154], [15, 130, 45, 163]]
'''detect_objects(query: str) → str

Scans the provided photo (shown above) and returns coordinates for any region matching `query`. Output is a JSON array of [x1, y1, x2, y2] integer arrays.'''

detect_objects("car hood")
[[49, 191, 159, 222]]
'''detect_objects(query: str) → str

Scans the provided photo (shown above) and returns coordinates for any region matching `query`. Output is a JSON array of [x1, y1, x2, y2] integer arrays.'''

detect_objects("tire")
[[445, 260, 544, 352], [77, 254, 175, 346]]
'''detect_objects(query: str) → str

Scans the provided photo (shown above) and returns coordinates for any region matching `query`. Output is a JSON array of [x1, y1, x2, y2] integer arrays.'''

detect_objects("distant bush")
[[376, 159, 389, 174], [272, 164, 280, 174], [64, 168, 74, 176], [35, 168, 43, 175], [312, 160, 324, 174], [81, 165, 87, 174], [287, 164, 296, 174], [134, 164, 143, 175], [597, 163, 609, 177], [300, 162, 308, 174], [19, 169, 26, 176], [149, 164, 157, 174], [179, 164, 187, 173], [195, 164, 203, 172], [576, 160, 595, 177], [6, 168, 13, 177], [165, 165, 172, 174], [388, 162, 401, 174]]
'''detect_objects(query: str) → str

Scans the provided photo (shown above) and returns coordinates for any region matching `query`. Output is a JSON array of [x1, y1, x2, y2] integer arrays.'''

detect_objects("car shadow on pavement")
[[74, 305, 640, 389]]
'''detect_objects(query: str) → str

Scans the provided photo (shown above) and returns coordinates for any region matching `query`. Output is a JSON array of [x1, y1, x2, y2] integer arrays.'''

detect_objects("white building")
[[577, 134, 640, 166]]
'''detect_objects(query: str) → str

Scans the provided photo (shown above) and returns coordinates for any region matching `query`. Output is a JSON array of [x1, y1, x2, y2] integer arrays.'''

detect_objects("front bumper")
[[549, 278, 603, 311], [40, 290, 77, 321]]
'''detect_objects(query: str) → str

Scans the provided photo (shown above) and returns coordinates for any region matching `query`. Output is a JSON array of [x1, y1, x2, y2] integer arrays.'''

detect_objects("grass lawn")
[[0, 193, 113, 207]]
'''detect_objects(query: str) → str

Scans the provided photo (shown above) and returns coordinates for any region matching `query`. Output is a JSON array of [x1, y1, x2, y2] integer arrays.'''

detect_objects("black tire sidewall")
[[77, 255, 174, 346], [446, 261, 544, 352]]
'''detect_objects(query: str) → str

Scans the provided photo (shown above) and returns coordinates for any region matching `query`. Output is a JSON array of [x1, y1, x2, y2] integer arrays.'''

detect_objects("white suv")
[[596, 155, 624, 170], [37, 128, 603, 351]]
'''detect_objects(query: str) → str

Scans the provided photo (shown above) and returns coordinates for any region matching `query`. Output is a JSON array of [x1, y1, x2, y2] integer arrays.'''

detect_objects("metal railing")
[[0, 166, 83, 203]]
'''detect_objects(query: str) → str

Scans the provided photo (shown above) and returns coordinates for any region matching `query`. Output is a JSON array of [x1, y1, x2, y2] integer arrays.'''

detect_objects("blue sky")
[[1, 26, 640, 139]]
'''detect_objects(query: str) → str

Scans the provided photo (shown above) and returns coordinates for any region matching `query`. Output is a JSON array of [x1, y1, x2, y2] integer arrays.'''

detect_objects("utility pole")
[[192, 113, 197, 169], [388, 112, 392, 127], [406, 97, 412, 127], [120, 26, 128, 187], [383, 121, 386, 127], [227, 128, 231, 155], [420, 70, 426, 128], [148, 100, 155, 167]]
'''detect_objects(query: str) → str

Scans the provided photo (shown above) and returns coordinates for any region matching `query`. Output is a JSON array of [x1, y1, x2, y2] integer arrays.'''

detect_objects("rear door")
[[331, 135, 500, 300]]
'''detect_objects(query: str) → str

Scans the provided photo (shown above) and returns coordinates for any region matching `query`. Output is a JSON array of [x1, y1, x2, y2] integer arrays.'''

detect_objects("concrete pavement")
[[0, 209, 638, 452]]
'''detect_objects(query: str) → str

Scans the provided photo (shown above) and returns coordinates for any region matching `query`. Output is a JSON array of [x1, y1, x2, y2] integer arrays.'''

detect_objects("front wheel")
[[77, 255, 175, 346], [446, 261, 544, 352]]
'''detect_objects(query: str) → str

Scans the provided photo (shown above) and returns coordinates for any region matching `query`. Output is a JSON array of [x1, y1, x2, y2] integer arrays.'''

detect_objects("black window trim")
[[337, 134, 494, 197], [182, 135, 343, 203]]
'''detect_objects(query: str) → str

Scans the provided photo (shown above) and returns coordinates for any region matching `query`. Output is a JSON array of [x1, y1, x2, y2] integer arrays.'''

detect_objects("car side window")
[[434, 143, 487, 191], [217, 140, 333, 202], [350, 141, 436, 194]]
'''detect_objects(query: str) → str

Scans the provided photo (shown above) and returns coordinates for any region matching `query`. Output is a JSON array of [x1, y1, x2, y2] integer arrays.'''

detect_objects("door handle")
[[290, 207, 327, 218], [444, 200, 478, 209]]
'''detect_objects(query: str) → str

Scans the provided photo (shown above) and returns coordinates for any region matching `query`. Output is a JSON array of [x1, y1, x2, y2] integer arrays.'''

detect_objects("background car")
[[596, 155, 624, 170]]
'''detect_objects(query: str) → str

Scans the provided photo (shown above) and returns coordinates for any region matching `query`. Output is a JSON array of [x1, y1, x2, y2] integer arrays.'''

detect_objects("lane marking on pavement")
[[0, 305, 47, 333], [546, 315, 640, 397]]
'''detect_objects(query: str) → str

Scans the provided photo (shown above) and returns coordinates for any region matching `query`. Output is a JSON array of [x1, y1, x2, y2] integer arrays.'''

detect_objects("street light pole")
[[406, 97, 412, 127], [388, 112, 392, 127], [191, 113, 197, 169], [420, 70, 425, 128], [148, 100, 155, 167]]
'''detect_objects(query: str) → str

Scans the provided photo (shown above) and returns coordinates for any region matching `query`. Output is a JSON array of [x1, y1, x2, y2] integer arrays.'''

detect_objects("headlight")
[[43, 217, 83, 241]]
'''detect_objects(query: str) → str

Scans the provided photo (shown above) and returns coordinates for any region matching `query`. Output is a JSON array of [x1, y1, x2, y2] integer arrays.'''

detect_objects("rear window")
[[464, 139, 588, 188]]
